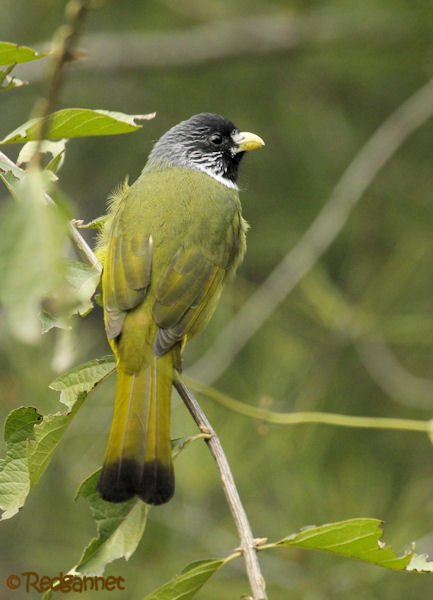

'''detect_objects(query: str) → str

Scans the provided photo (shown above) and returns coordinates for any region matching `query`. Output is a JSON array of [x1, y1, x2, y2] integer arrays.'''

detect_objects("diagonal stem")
[[189, 78, 433, 384], [174, 375, 267, 600]]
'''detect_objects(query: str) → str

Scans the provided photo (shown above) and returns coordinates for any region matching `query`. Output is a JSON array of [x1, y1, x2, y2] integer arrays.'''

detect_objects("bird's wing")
[[152, 247, 225, 356], [103, 223, 153, 339]]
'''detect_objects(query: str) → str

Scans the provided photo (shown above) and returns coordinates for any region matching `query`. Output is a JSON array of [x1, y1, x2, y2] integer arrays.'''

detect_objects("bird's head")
[[145, 113, 265, 188]]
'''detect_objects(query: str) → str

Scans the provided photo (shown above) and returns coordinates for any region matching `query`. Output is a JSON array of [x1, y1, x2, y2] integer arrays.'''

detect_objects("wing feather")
[[103, 227, 152, 339], [152, 248, 224, 355]]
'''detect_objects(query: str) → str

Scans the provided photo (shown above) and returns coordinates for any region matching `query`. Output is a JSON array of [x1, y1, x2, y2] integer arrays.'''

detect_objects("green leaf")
[[74, 470, 148, 575], [1, 108, 156, 144], [17, 139, 67, 173], [0, 41, 47, 65], [271, 518, 433, 572], [40, 311, 71, 334], [65, 260, 101, 317], [40, 260, 101, 333], [0, 357, 115, 520], [29, 358, 116, 485], [27, 402, 83, 489], [0, 165, 100, 340], [0, 408, 42, 520], [49, 355, 116, 410], [143, 559, 226, 600], [0, 170, 70, 342]]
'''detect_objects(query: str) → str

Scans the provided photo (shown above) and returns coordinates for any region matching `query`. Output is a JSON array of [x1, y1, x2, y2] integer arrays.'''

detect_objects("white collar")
[[196, 164, 239, 191]]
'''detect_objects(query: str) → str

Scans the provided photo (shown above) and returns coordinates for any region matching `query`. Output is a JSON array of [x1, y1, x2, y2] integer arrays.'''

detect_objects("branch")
[[69, 221, 102, 273], [0, 1, 101, 273], [174, 375, 268, 600], [30, 0, 91, 167], [189, 77, 433, 384], [16, 9, 412, 79]]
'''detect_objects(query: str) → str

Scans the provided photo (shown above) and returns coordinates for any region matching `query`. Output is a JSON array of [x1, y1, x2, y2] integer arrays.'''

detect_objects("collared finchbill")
[[97, 113, 263, 505], [232, 131, 265, 153]]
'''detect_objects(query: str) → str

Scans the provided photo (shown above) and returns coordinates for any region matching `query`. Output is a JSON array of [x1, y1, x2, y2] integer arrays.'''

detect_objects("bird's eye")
[[209, 133, 224, 146]]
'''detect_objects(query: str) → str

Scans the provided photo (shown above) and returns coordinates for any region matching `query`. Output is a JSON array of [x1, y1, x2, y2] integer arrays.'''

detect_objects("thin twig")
[[174, 375, 268, 600], [69, 222, 102, 273], [0, 150, 101, 274], [189, 78, 433, 384], [30, 0, 90, 168], [182, 375, 433, 434]]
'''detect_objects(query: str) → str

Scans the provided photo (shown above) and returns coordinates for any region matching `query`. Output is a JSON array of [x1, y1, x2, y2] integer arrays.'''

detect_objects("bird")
[[96, 112, 264, 505]]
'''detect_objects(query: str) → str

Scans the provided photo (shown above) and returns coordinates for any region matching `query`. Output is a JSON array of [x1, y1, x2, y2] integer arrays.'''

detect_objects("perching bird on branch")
[[96, 113, 264, 504]]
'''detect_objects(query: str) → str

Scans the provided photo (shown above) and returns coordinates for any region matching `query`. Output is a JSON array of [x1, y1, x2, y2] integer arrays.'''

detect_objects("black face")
[[182, 113, 244, 183], [188, 113, 238, 149], [148, 113, 245, 184]]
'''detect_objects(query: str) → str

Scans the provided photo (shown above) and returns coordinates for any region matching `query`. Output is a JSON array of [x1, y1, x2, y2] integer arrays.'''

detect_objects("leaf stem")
[[174, 375, 268, 600]]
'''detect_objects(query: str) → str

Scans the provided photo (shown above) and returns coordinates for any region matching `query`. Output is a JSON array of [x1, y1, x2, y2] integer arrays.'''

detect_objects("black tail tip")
[[97, 459, 140, 503], [139, 460, 175, 505], [97, 459, 175, 505]]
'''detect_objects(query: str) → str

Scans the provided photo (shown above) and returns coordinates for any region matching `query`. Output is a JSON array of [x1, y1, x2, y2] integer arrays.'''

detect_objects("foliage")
[[0, 40, 47, 90], [0, 170, 71, 342], [1, 108, 155, 144], [74, 470, 148, 576], [0, 40, 47, 65], [0, 357, 115, 519], [143, 559, 227, 600], [143, 519, 433, 598]]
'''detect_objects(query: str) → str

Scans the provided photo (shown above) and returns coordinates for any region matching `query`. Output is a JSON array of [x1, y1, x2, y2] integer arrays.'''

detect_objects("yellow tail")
[[97, 352, 174, 505]]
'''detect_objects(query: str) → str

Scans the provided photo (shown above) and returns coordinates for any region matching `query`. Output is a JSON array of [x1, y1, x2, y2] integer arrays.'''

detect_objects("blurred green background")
[[1, 0, 433, 598]]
